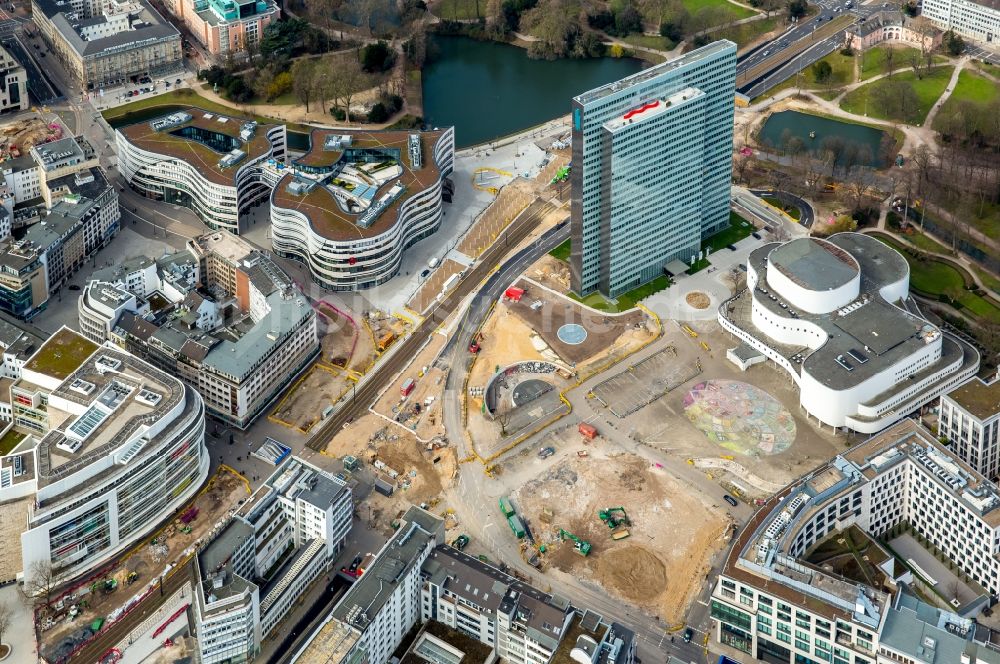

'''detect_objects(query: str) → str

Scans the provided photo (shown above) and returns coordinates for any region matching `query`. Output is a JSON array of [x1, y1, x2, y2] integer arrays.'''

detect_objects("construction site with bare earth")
[[512, 446, 730, 625]]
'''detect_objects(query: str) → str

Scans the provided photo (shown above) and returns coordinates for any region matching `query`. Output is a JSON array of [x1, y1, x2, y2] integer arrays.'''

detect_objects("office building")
[[939, 376, 1000, 480], [0, 327, 208, 587], [81, 232, 318, 429], [116, 109, 456, 290], [31, 0, 183, 90], [719, 233, 979, 433], [194, 456, 352, 663], [116, 109, 286, 234], [0, 45, 27, 112], [270, 128, 455, 290], [0, 168, 119, 319], [921, 0, 1000, 44], [293, 508, 636, 664], [710, 418, 1000, 664], [570, 40, 737, 297], [161, 0, 279, 56]]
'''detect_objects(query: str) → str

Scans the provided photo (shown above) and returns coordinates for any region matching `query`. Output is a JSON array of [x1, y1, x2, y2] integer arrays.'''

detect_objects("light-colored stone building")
[[31, 0, 182, 90]]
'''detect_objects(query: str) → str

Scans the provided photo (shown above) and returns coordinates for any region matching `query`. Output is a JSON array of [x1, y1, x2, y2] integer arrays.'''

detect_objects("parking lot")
[[591, 346, 702, 418]]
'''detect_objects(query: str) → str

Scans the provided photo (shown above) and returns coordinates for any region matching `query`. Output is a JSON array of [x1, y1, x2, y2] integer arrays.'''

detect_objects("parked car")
[[538, 446, 556, 459], [348, 554, 363, 573], [724, 494, 738, 507], [68, 284, 81, 291], [420, 269, 430, 278], [453, 535, 470, 550]]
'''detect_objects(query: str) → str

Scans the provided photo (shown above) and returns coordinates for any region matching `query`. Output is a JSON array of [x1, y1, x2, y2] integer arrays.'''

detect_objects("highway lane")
[[305, 199, 558, 452]]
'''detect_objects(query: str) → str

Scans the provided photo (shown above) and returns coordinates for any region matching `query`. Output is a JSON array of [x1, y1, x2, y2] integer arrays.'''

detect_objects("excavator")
[[558, 528, 592, 556], [598, 507, 631, 540]]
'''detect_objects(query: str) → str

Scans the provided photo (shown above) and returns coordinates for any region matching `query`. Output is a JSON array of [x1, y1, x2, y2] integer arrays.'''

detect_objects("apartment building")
[[161, 0, 278, 56], [422, 545, 636, 664], [0, 172, 119, 319], [93, 232, 318, 429], [0, 327, 208, 587], [292, 506, 446, 664], [32, 0, 182, 90], [570, 40, 737, 297], [293, 508, 637, 664], [116, 109, 287, 234], [0, 44, 28, 112], [939, 376, 1000, 480], [710, 418, 1000, 664], [719, 234, 980, 433], [922, 0, 1000, 43], [194, 456, 352, 663]]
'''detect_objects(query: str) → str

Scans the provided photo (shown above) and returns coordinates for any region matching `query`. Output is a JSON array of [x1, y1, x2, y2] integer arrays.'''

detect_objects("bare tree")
[[22, 560, 57, 608], [733, 151, 755, 185], [329, 57, 369, 122], [845, 165, 877, 212], [291, 58, 317, 112], [0, 602, 11, 651], [884, 46, 895, 78]]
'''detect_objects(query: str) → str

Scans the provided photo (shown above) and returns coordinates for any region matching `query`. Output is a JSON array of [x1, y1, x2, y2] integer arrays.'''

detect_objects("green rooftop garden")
[[25, 329, 98, 380]]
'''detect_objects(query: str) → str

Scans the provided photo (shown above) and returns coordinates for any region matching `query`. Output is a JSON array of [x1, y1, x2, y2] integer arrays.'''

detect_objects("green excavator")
[[558, 528, 592, 556], [598, 507, 631, 540]]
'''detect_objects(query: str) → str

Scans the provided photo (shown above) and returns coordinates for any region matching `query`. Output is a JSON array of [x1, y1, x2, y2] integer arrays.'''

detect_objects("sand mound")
[[596, 546, 667, 601], [686, 292, 711, 309]]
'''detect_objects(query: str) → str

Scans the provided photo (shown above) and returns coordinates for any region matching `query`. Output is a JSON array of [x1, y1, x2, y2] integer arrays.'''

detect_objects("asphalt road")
[[304, 199, 558, 452], [736, 0, 884, 98], [749, 188, 816, 228]]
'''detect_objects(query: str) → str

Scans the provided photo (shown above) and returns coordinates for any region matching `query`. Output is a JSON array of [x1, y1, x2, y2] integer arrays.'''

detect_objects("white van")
[[428, 257, 439, 268]]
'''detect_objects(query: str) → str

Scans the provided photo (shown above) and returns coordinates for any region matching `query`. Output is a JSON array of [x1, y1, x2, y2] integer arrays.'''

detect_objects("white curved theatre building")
[[0, 327, 208, 587], [115, 109, 287, 233], [719, 234, 979, 433], [270, 128, 455, 290]]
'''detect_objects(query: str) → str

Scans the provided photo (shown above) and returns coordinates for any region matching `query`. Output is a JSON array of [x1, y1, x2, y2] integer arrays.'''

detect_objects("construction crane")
[[597, 507, 630, 530], [558, 529, 592, 556]]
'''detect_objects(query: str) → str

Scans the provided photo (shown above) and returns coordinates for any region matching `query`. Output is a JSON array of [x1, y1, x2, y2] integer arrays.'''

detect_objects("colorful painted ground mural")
[[682, 380, 796, 456]]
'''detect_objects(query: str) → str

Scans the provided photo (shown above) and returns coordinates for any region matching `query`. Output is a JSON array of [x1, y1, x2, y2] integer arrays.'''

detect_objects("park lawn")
[[931, 70, 1000, 133], [839, 65, 953, 126], [711, 16, 776, 49], [621, 33, 677, 51], [858, 45, 942, 80], [617, 276, 671, 309], [974, 266, 1000, 297], [682, 0, 758, 18], [432, 0, 482, 20], [766, 51, 854, 97], [702, 212, 754, 252], [549, 238, 571, 261], [898, 229, 947, 253], [874, 235, 1000, 323], [764, 197, 801, 220]]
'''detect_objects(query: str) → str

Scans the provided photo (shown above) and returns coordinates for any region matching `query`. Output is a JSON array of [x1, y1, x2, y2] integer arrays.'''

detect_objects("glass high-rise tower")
[[570, 40, 737, 297]]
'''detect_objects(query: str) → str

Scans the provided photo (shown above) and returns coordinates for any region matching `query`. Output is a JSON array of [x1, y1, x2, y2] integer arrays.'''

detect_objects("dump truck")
[[508, 515, 526, 539], [377, 330, 395, 351], [499, 496, 515, 517], [611, 526, 630, 540], [579, 423, 597, 440]]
